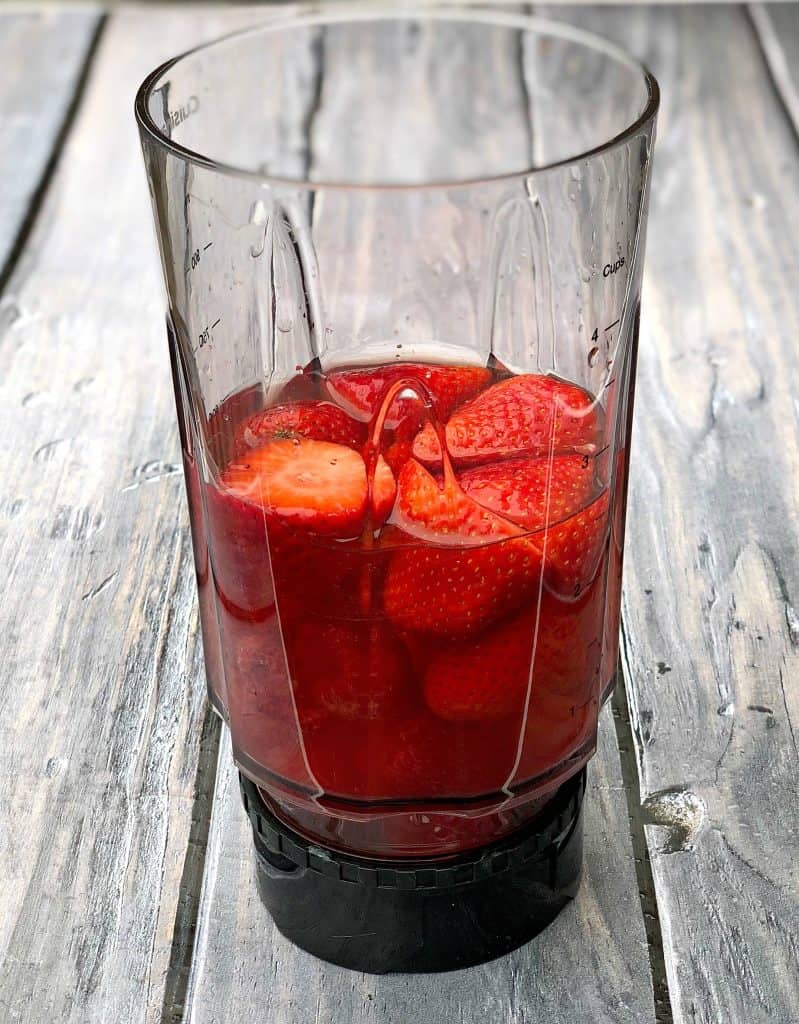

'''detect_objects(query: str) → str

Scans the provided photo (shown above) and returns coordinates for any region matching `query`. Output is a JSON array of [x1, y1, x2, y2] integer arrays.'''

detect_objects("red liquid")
[[191, 360, 622, 857]]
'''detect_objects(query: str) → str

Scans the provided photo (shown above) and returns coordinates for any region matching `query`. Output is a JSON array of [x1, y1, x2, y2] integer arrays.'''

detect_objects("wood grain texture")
[[0, 7, 263, 1023], [542, 5, 799, 1022], [186, 709, 654, 1024], [0, 7, 101, 281]]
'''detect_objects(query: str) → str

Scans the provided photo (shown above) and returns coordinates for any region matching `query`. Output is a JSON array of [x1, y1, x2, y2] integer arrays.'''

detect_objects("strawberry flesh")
[[221, 438, 395, 537]]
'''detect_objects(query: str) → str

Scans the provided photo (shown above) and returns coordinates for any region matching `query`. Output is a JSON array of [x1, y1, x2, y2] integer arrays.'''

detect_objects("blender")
[[135, 5, 658, 973]]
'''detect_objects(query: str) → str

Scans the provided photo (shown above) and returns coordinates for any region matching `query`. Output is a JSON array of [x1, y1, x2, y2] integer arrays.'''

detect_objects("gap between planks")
[[160, 705, 222, 1024], [612, 667, 674, 1024], [0, 13, 108, 295]]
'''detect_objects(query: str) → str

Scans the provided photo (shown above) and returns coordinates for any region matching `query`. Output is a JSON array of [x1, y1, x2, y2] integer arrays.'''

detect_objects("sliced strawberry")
[[413, 373, 600, 466], [424, 608, 536, 721], [327, 363, 491, 432], [221, 438, 395, 537], [537, 489, 610, 599], [384, 459, 541, 635], [459, 455, 596, 533], [233, 400, 365, 456], [290, 621, 414, 721]]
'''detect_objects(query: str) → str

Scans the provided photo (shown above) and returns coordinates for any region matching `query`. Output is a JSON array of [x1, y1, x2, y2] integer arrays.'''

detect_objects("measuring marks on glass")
[[585, 240, 628, 386], [197, 317, 221, 350], [587, 316, 621, 372], [188, 240, 214, 273], [185, 234, 222, 353]]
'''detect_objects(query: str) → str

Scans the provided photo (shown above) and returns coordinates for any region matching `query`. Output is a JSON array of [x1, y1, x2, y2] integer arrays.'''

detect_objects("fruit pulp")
[[190, 358, 623, 858]]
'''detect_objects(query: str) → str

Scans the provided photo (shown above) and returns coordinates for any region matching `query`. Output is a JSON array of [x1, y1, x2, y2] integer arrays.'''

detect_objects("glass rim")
[[134, 3, 660, 192]]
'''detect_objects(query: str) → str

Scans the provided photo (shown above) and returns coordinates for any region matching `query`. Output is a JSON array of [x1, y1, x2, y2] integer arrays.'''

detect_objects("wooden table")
[[2, 4, 798, 1022]]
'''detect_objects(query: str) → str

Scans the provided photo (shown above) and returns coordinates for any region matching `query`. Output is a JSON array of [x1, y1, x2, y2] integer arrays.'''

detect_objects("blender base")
[[240, 769, 586, 974]]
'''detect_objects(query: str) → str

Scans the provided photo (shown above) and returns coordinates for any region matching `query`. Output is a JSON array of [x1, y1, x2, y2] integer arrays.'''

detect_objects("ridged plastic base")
[[240, 769, 586, 974]]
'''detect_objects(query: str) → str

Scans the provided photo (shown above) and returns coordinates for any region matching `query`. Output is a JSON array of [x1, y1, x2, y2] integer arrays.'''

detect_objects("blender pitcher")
[[136, 6, 658, 973]]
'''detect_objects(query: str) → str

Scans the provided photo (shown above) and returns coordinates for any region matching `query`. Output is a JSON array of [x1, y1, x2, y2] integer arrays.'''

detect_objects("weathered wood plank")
[[186, 709, 654, 1024], [0, 7, 101, 282], [543, 5, 799, 1022], [185, 11, 654, 1021], [0, 7, 264, 1023]]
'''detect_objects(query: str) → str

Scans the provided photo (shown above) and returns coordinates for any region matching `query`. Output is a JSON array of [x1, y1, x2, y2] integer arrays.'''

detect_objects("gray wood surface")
[[0, 7, 261, 1024], [186, 710, 654, 1024], [0, 8, 101, 282], [5, 4, 798, 1023], [542, 5, 799, 1022]]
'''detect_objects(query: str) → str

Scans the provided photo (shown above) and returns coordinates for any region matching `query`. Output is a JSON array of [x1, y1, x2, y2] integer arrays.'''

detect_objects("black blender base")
[[240, 769, 586, 974]]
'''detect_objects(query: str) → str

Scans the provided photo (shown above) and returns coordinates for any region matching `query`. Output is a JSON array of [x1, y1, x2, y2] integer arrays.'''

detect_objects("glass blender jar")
[[136, 5, 658, 972]]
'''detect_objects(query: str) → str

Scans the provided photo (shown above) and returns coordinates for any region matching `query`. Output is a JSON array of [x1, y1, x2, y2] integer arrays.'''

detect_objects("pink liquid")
[[183, 361, 623, 857]]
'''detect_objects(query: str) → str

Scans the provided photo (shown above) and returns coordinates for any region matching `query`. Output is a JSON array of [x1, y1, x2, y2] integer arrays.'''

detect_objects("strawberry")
[[327, 363, 491, 434], [383, 460, 542, 635], [383, 437, 416, 476], [233, 400, 365, 456], [532, 588, 604, 697], [289, 621, 414, 721], [220, 438, 396, 537], [218, 617, 321, 791], [296, 716, 367, 797], [424, 608, 536, 721], [295, 708, 516, 801], [271, 534, 391, 623], [275, 360, 328, 404], [413, 373, 600, 466], [459, 455, 596, 533], [385, 544, 543, 637], [391, 457, 522, 544], [205, 482, 275, 619], [459, 455, 611, 599], [514, 594, 600, 781], [377, 713, 516, 798], [538, 489, 610, 599]]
